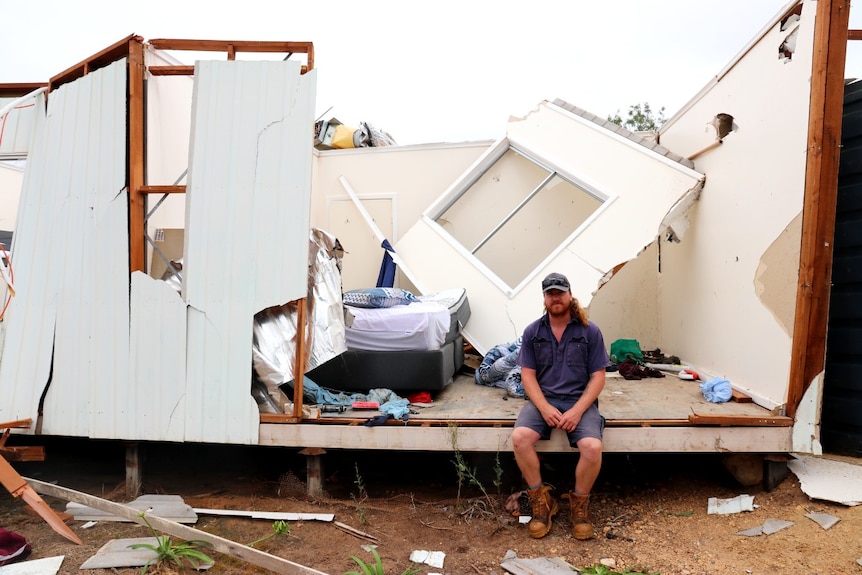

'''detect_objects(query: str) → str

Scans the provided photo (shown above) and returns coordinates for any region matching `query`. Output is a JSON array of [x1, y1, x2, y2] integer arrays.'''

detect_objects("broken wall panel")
[[658, 0, 814, 409], [396, 102, 704, 354], [0, 61, 131, 437], [311, 143, 489, 292], [129, 272, 188, 441], [0, 92, 51, 425], [182, 60, 316, 443]]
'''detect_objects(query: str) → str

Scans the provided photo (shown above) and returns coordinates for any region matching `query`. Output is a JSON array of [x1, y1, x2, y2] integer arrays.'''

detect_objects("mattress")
[[345, 288, 470, 352], [304, 289, 471, 392]]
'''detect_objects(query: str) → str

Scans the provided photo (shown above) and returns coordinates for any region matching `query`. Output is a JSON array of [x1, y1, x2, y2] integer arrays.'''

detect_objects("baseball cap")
[[541, 272, 570, 293]]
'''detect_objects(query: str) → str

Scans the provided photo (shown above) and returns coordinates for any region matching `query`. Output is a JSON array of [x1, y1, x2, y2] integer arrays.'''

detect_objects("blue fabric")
[[700, 377, 732, 403], [376, 239, 397, 288], [285, 376, 411, 419], [475, 339, 525, 398]]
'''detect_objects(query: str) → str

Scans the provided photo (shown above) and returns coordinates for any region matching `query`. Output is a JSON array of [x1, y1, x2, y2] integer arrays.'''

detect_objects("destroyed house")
[[1, 0, 860, 493]]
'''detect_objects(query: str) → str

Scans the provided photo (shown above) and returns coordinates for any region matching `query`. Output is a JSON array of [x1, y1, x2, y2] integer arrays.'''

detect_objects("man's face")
[[543, 289, 572, 316]]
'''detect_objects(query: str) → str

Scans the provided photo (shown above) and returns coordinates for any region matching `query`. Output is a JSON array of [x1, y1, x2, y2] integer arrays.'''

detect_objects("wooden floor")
[[301, 370, 789, 428]]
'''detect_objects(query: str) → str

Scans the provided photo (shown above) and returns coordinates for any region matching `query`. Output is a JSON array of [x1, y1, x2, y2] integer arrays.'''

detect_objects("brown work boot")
[[569, 491, 595, 540], [527, 485, 558, 538]]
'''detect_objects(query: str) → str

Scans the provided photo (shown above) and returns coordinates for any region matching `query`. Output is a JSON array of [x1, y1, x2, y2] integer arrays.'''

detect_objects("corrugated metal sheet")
[[129, 272, 188, 441], [182, 60, 316, 443], [0, 62, 129, 435], [0, 57, 316, 445]]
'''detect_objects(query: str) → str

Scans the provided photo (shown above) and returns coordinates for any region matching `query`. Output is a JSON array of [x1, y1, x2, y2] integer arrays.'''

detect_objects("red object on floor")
[[407, 391, 432, 404], [351, 401, 380, 410]]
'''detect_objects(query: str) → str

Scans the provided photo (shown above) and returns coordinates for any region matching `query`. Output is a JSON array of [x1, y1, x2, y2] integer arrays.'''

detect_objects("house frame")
[[0, 0, 855, 495]]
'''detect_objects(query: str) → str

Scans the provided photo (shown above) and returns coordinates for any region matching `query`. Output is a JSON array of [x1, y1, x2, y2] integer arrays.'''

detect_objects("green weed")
[[351, 462, 369, 524], [248, 519, 291, 548], [129, 512, 213, 574], [343, 547, 419, 575]]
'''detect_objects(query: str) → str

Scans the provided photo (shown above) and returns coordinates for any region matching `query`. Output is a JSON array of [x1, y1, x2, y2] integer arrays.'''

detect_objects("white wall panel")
[[0, 92, 52, 424], [183, 60, 316, 444], [129, 272, 188, 441], [40, 60, 129, 437]]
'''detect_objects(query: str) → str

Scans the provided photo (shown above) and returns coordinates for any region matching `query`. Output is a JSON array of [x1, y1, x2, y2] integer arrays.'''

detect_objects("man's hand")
[[557, 408, 583, 432]]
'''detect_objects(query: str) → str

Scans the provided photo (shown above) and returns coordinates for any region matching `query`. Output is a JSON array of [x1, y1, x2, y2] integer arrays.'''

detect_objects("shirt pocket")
[[531, 337, 553, 366], [565, 338, 588, 369]]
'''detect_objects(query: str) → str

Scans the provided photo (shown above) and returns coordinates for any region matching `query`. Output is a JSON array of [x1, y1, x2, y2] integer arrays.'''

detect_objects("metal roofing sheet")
[[0, 62, 129, 435], [182, 60, 316, 443]]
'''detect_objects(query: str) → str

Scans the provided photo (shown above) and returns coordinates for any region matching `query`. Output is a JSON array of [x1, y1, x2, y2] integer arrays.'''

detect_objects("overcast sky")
[[3, 1, 861, 145]]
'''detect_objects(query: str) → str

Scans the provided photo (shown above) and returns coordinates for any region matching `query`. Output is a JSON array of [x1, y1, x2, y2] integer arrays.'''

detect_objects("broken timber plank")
[[25, 478, 328, 575], [731, 389, 754, 403]]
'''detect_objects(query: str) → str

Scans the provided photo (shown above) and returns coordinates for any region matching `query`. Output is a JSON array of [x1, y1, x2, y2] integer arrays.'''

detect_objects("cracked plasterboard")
[[788, 454, 862, 506]]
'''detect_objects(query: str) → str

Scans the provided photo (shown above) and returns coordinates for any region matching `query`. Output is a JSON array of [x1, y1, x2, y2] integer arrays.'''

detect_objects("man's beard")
[[545, 301, 570, 319]]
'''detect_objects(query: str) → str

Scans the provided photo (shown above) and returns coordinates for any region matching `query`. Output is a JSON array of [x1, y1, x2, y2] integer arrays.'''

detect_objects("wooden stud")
[[128, 38, 146, 273], [787, 0, 850, 417]]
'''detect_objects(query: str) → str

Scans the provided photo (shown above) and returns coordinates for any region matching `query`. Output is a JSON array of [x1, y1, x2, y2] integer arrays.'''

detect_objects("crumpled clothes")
[[282, 376, 411, 419], [700, 377, 732, 403], [475, 339, 525, 398], [618, 358, 666, 380]]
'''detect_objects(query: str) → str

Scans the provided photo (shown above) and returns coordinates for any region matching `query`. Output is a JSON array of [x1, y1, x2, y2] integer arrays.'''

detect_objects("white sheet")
[[345, 301, 450, 351]]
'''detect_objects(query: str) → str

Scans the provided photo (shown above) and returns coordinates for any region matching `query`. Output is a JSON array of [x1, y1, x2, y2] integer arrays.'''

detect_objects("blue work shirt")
[[518, 314, 610, 397]]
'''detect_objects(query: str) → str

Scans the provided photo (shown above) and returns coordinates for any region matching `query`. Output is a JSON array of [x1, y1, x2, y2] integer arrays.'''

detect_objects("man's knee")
[[577, 437, 602, 461], [512, 427, 539, 452]]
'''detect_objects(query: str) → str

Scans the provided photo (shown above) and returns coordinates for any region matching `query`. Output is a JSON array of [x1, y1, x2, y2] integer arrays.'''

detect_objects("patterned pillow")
[[343, 287, 418, 308]]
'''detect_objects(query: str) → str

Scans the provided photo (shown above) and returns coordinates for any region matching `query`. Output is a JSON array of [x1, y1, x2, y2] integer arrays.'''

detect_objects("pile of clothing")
[[475, 339, 525, 398]]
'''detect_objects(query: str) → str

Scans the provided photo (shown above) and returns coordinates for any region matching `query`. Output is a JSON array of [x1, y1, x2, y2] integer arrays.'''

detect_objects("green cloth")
[[610, 339, 643, 364]]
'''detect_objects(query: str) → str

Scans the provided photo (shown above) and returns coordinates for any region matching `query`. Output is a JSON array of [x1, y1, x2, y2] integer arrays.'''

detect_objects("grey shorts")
[[514, 396, 604, 447]]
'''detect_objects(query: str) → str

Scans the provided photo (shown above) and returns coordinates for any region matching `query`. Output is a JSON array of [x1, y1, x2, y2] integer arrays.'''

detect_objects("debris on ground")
[[500, 550, 576, 575], [735, 518, 794, 536], [707, 494, 756, 514], [409, 549, 445, 569], [788, 454, 862, 506], [804, 511, 841, 530]]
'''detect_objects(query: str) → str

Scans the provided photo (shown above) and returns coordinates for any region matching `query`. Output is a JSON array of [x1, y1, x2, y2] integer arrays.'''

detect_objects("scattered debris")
[[500, 550, 576, 575], [68, 494, 198, 523], [788, 454, 862, 506], [79, 537, 211, 570], [707, 494, 756, 514], [0, 555, 64, 575], [736, 518, 794, 536], [333, 521, 379, 543], [409, 550, 445, 569], [804, 511, 841, 530], [193, 508, 333, 522], [26, 478, 327, 575]]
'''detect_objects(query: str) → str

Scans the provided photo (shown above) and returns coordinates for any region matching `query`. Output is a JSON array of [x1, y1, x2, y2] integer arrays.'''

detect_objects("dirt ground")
[[1, 437, 861, 575]]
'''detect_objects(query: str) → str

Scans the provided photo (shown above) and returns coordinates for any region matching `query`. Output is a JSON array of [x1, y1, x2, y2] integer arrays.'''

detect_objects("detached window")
[[432, 143, 604, 289]]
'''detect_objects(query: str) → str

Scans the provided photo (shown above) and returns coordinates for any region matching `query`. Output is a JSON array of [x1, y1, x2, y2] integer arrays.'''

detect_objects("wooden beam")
[[128, 38, 146, 273], [49, 34, 141, 92], [848, 29, 862, 40], [139, 185, 186, 194], [147, 65, 195, 76], [146, 39, 314, 71], [787, 0, 850, 417], [26, 478, 328, 575]]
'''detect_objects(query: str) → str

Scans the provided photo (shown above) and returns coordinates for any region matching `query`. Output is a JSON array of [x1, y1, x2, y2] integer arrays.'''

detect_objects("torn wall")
[[394, 100, 705, 355]]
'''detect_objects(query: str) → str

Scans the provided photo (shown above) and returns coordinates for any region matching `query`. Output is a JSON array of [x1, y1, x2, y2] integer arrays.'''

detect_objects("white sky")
[[3, 1, 862, 145]]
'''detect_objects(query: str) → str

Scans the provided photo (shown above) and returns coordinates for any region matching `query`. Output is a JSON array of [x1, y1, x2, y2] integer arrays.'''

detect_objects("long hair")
[[570, 297, 589, 327]]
